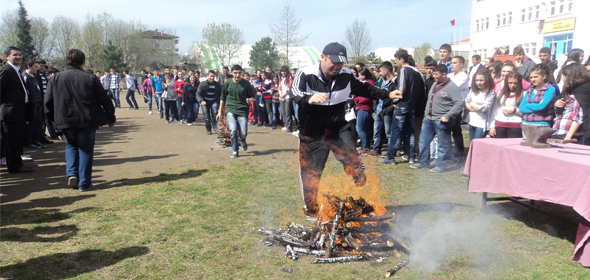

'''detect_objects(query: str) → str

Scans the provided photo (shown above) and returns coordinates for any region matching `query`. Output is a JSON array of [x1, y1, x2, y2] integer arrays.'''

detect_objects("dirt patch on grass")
[[0, 108, 298, 212]]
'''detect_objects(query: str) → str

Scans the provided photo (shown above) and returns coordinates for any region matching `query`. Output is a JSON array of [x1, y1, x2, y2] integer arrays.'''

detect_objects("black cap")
[[322, 42, 348, 63]]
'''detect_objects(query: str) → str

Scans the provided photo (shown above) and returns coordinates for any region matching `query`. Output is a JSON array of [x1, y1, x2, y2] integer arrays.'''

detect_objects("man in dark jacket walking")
[[197, 70, 222, 134], [291, 42, 402, 218], [45, 49, 116, 191]]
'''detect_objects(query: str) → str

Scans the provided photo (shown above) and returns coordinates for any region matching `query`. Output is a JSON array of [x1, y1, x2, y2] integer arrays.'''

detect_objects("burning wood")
[[258, 194, 411, 276], [217, 118, 232, 147]]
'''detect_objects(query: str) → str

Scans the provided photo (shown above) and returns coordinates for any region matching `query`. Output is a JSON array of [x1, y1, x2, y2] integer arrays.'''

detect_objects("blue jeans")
[[417, 118, 454, 169], [356, 110, 374, 150], [146, 93, 153, 112], [111, 88, 120, 107], [386, 107, 415, 160], [226, 112, 248, 152], [202, 101, 219, 132], [155, 92, 163, 113], [126, 89, 138, 109], [176, 98, 186, 121], [63, 127, 98, 189], [185, 100, 197, 123], [372, 113, 392, 152], [293, 102, 300, 124], [272, 102, 281, 126], [469, 125, 485, 143]]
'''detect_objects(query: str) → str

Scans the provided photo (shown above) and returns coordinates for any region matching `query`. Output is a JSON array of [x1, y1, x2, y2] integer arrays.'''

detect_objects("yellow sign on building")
[[543, 18, 576, 34]]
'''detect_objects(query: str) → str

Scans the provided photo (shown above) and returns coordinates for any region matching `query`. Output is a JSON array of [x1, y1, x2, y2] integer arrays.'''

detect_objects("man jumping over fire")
[[291, 42, 403, 219]]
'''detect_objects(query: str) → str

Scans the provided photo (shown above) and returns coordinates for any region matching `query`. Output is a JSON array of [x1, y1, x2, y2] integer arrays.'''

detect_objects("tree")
[[50, 15, 81, 60], [343, 19, 372, 60], [98, 40, 126, 72], [366, 52, 383, 67], [270, 2, 310, 66], [0, 8, 18, 51], [201, 22, 244, 67], [15, 0, 36, 62], [30, 18, 52, 59], [412, 43, 433, 63], [249, 37, 280, 72], [80, 16, 105, 69]]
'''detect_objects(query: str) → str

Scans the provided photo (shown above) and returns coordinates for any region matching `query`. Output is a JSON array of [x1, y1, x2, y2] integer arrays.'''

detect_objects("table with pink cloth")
[[463, 138, 590, 267]]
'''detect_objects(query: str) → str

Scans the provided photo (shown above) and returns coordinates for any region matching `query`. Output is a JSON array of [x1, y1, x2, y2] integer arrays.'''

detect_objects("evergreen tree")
[[98, 40, 126, 72], [249, 37, 279, 72], [15, 0, 36, 62]]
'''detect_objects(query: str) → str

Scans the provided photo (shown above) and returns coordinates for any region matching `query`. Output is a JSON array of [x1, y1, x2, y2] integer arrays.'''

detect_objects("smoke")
[[392, 195, 511, 278]]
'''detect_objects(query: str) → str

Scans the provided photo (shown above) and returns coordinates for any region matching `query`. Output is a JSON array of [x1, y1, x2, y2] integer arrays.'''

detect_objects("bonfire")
[[258, 193, 411, 277]]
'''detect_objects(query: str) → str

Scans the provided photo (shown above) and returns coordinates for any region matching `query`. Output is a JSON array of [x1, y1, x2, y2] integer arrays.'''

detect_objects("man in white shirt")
[[468, 54, 483, 88], [449, 56, 468, 159]]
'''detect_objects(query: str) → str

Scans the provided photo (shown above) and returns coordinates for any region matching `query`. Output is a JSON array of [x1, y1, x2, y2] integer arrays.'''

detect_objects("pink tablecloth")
[[464, 138, 590, 267]]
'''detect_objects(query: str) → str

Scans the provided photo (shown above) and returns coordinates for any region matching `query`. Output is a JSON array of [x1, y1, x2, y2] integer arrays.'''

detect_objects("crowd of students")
[[4, 43, 590, 173]]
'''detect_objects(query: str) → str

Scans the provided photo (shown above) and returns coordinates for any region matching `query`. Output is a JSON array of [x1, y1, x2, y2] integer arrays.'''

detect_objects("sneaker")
[[0, 157, 6, 166], [401, 155, 409, 161], [256, 122, 263, 127], [159, 112, 163, 119], [79, 184, 95, 192], [379, 158, 397, 165], [292, 130, 299, 137], [21, 155, 33, 161], [188, 122, 193, 126], [57, 135, 64, 141], [460, 171, 469, 177], [241, 140, 248, 151], [149, 111, 153, 115], [353, 172, 367, 187], [365, 150, 381, 157], [230, 151, 239, 159], [410, 162, 427, 169], [206, 131, 212, 135], [166, 120, 170, 124], [134, 107, 139, 110], [272, 125, 277, 130], [429, 166, 446, 173], [177, 121, 182, 124], [68, 176, 78, 189], [263, 123, 272, 128], [282, 127, 287, 132], [33, 142, 46, 148], [127, 107, 133, 110], [409, 159, 415, 164]]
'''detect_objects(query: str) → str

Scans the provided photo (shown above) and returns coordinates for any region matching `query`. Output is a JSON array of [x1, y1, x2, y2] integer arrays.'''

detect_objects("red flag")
[[450, 18, 456, 26]]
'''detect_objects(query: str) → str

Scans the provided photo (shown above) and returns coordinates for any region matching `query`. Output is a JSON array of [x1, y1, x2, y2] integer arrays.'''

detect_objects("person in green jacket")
[[216, 65, 256, 158]]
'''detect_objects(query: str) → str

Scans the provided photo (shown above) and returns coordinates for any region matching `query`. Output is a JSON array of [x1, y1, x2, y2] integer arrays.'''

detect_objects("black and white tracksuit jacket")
[[291, 64, 391, 138]]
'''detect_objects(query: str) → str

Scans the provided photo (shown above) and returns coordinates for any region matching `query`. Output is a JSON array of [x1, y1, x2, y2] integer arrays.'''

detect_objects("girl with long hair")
[[465, 69, 496, 142], [490, 72, 525, 138], [353, 68, 376, 152], [519, 63, 556, 127], [278, 65, 294, 132], [552, 63, 590, 142]]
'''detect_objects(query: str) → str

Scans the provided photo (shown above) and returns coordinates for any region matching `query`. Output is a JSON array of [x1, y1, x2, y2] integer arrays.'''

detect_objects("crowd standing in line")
[[2, 41, 590, 193]]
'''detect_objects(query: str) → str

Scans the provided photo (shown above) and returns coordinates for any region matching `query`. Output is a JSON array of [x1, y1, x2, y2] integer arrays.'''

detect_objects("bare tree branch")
[[343, 19, 372, 61], [202, 22, 244, 67], [270, 2, 310, 66]]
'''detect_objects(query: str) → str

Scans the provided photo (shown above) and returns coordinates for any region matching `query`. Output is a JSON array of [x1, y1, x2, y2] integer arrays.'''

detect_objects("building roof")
[[141, 29, 179, 40], [450, 38, 470, 45]]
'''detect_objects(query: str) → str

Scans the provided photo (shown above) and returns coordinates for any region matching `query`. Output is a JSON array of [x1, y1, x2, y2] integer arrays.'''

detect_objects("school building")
[[469, 0, 589, 65]]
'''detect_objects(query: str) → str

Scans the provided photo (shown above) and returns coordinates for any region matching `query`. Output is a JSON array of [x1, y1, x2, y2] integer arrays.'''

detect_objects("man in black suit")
[[0, 46, 34, 173]]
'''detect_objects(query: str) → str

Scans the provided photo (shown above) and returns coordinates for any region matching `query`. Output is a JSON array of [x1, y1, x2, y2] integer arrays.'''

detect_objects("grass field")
[[1, 154, 589, 279]]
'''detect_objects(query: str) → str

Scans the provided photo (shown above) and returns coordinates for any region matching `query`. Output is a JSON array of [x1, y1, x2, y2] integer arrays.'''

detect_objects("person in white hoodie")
[[489, 72, 525, 138]]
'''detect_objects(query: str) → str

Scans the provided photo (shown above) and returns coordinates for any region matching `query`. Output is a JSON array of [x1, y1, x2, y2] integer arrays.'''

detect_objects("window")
[[524, 43, 530, 55], [486, 18, 489, 29], [521, 9, 525, 22], [498, 13, 511, 27], [476, 20, 480, 31], [528, 7, 532, 21], [535, 6, 540, 19], [509, 12, 512, 25], [497, 15, 501, 26], [551, 0, 572, 16], [532, 43, 537, 56], [503, 13, 507, 25]]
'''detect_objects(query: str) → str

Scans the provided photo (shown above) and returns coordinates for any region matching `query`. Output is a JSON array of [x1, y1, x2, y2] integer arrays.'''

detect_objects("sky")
[[2, 0, 472, 55]]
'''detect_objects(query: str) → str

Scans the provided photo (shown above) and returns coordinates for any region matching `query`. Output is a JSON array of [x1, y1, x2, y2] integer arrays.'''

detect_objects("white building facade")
[[470, 0, 589, 65]]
